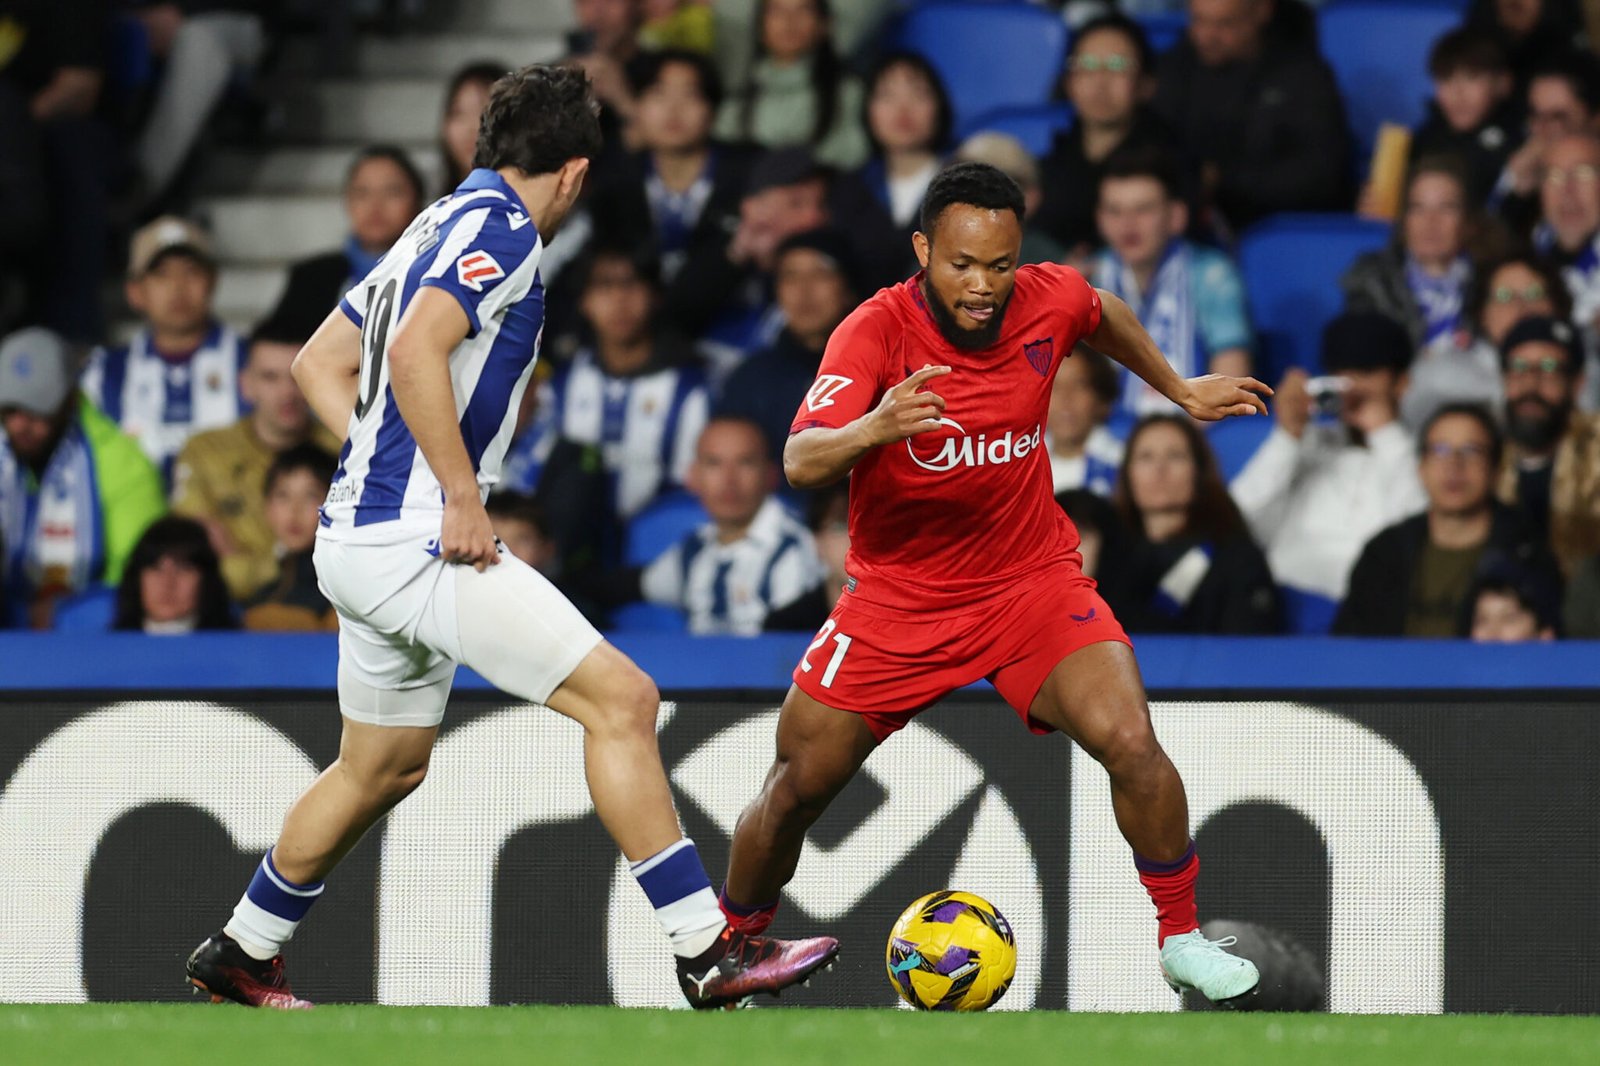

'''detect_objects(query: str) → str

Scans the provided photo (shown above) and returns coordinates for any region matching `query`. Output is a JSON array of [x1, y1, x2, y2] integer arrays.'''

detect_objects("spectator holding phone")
[[1231, 312, 1427, 614]]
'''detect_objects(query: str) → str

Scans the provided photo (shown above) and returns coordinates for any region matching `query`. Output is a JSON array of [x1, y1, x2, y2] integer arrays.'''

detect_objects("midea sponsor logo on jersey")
[[905, 417, 1043, 472]]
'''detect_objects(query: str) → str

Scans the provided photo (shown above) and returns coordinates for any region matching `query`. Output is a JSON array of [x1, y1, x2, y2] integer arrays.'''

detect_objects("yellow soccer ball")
[[885, 890, 1017, 1011]]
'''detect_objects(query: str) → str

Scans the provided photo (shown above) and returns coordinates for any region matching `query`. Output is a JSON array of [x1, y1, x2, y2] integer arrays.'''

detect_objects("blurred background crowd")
[[4, 0, 1600, 646]]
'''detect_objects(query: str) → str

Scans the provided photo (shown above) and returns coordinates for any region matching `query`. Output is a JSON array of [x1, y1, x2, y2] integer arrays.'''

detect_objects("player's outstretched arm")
[[1085, 289, 1272, 421], [292, 308, 363, 441], [784, 365, 951, 489], [388, 287, 499, 570]]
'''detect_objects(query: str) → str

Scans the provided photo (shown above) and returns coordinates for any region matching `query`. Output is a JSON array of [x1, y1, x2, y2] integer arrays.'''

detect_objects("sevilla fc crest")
[[1023, 337, 1052, 377]]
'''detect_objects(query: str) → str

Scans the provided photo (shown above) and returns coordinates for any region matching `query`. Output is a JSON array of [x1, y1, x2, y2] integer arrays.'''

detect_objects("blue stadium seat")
[[624, 490, 709, 567], [1318, 0, 1466, 155], [1236, 213, 1391, 378], [52, 587, 116, 632], [959, 103, 1075, 157], [1205, 414, 1273, 482], [1137, 12, 1189, 55], [893, 2, 1069, 132], [1282, 587, 1340, 636], [608, 602, 688, 633]]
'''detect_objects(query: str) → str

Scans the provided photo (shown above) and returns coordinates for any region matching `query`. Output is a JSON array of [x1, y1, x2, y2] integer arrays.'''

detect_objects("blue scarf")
[[1094, 240, 1197, 414], [1405, 255, 1471, 346], [1, 423, 103, 625], [343, 235, 384, 287]]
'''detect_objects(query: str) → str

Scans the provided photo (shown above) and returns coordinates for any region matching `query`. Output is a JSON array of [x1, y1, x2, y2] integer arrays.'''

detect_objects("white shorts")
[[314, 537, 604, 728]]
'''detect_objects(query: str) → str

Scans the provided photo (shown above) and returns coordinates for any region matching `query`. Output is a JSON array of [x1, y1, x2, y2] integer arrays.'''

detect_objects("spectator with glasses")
[[1335, 403, 1560, 637], [1402, 254, 1570, 430], [1533, 132, 1600, 381], [1496, 51, 1600, 228], [1495, 315, 1600, 574], [1036, 13, 1177, 261]]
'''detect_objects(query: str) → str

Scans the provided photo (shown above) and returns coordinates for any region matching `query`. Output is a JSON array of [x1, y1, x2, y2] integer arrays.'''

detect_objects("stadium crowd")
[[3, 0, 1600, 644]]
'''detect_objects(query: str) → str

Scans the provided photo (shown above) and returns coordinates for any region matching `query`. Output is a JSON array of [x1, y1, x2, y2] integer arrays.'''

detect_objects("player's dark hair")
[[485, 491, 552, 538], [265, 443, 338, 498], [630, 48, 724, 111], [440, 61, 508, 194], [1114, 415, 1246, 543], [863, 52, 953, 157], [918, 162, 1026, 236], [1420, 402, 1504, 469], [1464, 254, 1572, 327], [1427, 27, 1508, 80], [1530, 49, 1600, 113], [113, 517, 237, 632], [738, 0, 843, 147], [346, 144, 426, 210], [1099, 145, 1183, 202], [1068, 12, 1155, 78], [473, 64, 603, 175]]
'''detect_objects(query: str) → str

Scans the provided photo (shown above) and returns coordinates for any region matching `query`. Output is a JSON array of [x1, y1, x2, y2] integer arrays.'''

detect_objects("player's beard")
[[921, 277, 1010, 351]]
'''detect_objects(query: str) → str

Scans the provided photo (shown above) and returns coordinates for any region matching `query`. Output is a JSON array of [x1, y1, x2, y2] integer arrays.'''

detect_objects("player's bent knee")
[[1085, 720, 1161, 774], [587, 667, 662, 739]]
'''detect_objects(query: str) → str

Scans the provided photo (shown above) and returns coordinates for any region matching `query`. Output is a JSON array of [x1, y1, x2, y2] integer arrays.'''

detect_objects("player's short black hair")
[[1428, 27, 1508, 80], [629, 48, 724, 111], [473, 64, 603, 175], [1099, 145, 1183, 202], [1419, 402, 1503, 469], [265, 443, 338, 497], [918, 162, 1026, 237], [346, 144, 426, 208], [1530, 49, 1600, 113], [1068, 12, 1155, 76]]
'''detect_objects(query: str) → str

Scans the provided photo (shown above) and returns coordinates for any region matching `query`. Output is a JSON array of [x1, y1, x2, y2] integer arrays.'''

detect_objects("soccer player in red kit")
[[717, 163, 1270, 1004]]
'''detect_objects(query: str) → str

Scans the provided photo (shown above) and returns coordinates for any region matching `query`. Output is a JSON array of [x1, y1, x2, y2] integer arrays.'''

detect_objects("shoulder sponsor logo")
[[507, 212, 530, 231], [905, 419, 1043, 472], [456, 251, 505, 292], [805, 375, 854, 412]]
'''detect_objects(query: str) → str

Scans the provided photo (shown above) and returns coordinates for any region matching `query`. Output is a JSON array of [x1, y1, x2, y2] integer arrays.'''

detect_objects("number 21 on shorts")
[[801, 620, 852, 688]]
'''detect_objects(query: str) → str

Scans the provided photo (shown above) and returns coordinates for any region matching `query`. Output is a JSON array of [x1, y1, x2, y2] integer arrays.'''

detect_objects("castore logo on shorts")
[[905, 417, 1043, 472]]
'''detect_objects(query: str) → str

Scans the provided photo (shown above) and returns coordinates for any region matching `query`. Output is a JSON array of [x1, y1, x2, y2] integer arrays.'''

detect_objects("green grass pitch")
[[2, 1005, 1598, 1066]]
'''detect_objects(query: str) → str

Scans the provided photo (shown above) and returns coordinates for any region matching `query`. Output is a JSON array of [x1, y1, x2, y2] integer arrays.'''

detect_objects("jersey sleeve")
[[338, 281, 372, 329], [416, 206, 541, 336], [1033, 262, 1103, 345], [788, 304, 893, 435]]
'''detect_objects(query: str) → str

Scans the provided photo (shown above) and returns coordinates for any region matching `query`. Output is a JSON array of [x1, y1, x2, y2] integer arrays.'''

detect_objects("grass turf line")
[[2, 1005, 1597, 1066]]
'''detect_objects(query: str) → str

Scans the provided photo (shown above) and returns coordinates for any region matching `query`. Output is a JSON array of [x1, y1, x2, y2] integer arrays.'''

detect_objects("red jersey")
[[790, 263, 1103, 612]]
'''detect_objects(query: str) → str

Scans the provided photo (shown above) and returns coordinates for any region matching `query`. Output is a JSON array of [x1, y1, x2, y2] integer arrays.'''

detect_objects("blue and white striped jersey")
[[501, 348, 709, 520], [80, 322, 247, 481], [640, 497, 823, 635], [320, 168, 546, 542]]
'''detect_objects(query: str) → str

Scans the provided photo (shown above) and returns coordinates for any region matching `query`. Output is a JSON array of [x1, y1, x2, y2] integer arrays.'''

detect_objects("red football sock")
[[1135, 841, 1199, 946], [718, 886, 779, 936]]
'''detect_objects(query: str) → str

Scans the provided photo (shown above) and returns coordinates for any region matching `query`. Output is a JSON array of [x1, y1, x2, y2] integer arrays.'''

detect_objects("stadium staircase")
[[193, 0, 572, 335]]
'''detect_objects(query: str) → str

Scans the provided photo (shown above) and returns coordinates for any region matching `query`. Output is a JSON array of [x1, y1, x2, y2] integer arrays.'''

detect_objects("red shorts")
[[791, 561, 1130, 742]]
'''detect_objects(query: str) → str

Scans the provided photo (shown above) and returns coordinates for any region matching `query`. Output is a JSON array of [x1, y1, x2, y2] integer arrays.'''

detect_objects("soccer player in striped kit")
[[185, 65, 835, 1011]]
